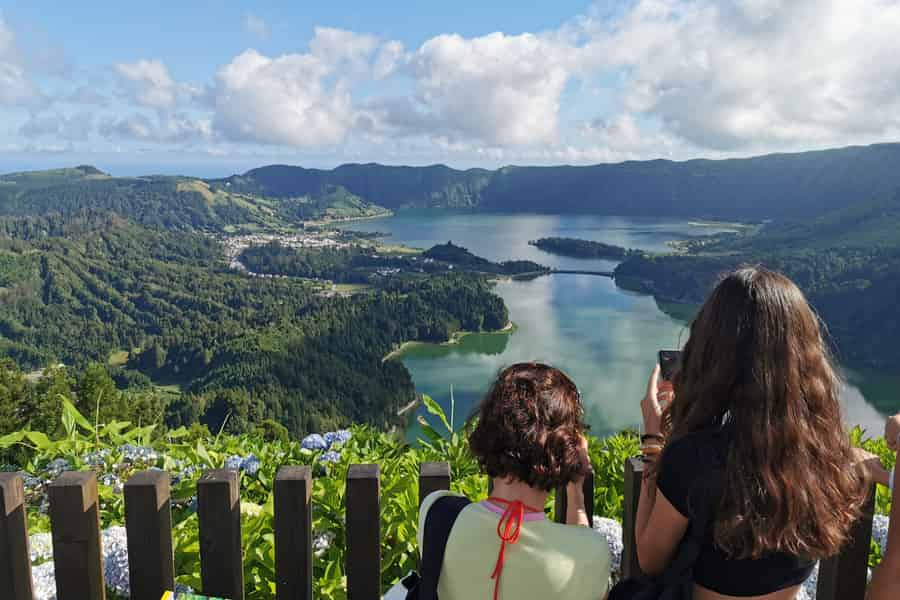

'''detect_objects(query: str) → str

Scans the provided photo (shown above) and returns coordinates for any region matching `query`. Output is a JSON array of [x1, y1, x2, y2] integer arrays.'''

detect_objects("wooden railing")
[[0, 459, 876, 600]]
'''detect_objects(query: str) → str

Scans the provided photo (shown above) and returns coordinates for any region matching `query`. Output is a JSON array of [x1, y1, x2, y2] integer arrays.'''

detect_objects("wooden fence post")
[[0, 473, 33, 600], [622, 457, 644, 580], [816, 483, 876, 600], [198, 469, 244, 600], [49, 471, 105, 600], [275, 466, 313, 600], [419, 462, 451, 508], [554, 470, 595, 525], [346, 464, 380, 600], [124, 470, 174, 600]]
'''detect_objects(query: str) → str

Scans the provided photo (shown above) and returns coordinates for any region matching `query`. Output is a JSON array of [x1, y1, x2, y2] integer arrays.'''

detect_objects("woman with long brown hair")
[[634, 267, 870, 599]]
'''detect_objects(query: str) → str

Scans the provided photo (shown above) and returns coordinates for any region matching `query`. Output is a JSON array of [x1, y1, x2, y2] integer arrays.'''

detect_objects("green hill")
[[0, 168, 389, 233], [208, 143, 900, 219], [615, 189, 900, 369]]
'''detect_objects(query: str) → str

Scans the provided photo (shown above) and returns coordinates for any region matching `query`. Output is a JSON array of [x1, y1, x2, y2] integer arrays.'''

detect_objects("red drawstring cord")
[[486, 497, 542, 600]]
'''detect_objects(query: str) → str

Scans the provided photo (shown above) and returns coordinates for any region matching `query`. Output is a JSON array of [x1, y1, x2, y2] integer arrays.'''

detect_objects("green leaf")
[[61, 395, 94, 433], [195, 439, 214, 467], [0, 431, 25, 449], [25, 431, 52, 450], [422, 395, 451, 434]]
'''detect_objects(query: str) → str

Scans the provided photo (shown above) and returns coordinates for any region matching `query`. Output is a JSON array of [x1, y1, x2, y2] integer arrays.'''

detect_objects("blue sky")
[[2, 0, 900, 176]]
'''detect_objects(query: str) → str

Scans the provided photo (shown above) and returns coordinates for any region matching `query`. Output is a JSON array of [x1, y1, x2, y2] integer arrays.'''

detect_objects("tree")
[[76, 363, 127, 424]]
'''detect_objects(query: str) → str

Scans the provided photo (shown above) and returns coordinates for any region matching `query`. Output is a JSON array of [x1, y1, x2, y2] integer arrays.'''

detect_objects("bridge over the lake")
[[510, 269, 615, 279]]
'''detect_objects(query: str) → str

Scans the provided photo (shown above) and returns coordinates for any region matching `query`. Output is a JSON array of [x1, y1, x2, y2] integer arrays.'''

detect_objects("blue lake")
[[342, 212, 894, 437]]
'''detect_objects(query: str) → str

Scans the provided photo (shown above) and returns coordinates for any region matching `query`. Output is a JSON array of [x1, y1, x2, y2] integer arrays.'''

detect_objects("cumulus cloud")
[[65, 85, 108, 106], [245, 13, 269, 40], [0, 16, 44, 107], [114, 59, 199, 110], [20, 112, 94, 141], [99, 112, 212, 143], [588, 0, 900, 151], [375, 32, 577, 147], [211, 27, 387, 146]]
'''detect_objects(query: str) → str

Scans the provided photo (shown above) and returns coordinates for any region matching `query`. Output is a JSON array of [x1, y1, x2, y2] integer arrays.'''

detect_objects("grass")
[[107, 351, 130, 367], [332, 283, 374, 294]]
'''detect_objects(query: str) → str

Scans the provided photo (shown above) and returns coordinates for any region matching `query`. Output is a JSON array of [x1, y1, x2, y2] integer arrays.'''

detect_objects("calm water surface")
[[342, 212, 896, 437]]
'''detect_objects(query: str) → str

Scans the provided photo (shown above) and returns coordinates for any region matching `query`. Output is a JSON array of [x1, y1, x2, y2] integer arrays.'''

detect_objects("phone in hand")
[[658, 350, 682, 382]]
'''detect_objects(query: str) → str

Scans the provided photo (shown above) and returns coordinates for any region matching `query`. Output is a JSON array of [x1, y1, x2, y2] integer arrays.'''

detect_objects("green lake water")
[[341, 211, 897, 438]]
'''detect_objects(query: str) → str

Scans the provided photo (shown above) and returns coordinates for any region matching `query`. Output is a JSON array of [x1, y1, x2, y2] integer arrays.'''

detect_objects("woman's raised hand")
[[641, 365, 664, 436], [886, 413, 900, 452]]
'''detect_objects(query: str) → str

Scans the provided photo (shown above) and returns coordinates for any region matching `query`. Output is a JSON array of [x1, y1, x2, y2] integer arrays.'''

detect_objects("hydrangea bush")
[[1, 398, 892, 600]]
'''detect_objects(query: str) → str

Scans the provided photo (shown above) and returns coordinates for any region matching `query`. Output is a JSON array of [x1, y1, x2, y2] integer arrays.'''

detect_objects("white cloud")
[[382, 32, 577, 146], [211, 28, 387, 147], [65, 85, 108, 106], [114, 59, 199, 111], [245, 13, 269, 40], [0, 16, 44, 107], [99, 112, 212, 143], [14, 1, 900, 164], [20, 112, 94, 141], [587, 0, 900, 151]]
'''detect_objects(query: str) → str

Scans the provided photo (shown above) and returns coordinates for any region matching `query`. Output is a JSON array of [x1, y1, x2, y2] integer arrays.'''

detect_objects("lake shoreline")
[[383, 320, 516, 362]]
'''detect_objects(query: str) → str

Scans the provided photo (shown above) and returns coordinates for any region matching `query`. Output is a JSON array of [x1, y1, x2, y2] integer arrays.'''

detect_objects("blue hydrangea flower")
[[873, 514, 890, 554], [45, 458, 71, 478], [29, 532, 53, 564], [224, 455, 243, 470], [320, 451, 341, 464], [301, 433, 328, 451], [102, 526, 130, 595], [324, 430, 351, 447], [99, 473, 123, 494], [31, 561, 56, 600], [241, 454, 261, 476], [119, 444, 158, 464], [592, 517, 623, 577], [82, 449, 111, 468]]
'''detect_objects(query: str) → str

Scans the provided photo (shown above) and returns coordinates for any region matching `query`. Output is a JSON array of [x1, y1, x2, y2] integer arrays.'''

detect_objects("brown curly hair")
[[667, 267, 868, 559], [468, 362, 590, 491]]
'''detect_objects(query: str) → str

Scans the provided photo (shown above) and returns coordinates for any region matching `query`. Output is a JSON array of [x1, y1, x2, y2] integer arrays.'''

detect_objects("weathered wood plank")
[[198, 469, 244, 600], [49, 471, 105, 600], [621, 457, 644, 580], [816, 483, 876, 600], [124, 470, 175, 600], [0, 473, 33, 600], [418, 461, 451, 508], [275, 466, 313, 600], [346, 464, 380, 600]]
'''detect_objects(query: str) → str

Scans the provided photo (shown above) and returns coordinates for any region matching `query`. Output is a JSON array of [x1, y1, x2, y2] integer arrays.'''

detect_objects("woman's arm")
[[634, 365, 690, 575], [567, 435, 591, 526], [566, 479, 590, 526], [867, 449, 900, 600]]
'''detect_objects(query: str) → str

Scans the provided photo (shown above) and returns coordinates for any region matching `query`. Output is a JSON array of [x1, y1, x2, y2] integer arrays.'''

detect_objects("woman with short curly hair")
[[417, 362, 611, 600]]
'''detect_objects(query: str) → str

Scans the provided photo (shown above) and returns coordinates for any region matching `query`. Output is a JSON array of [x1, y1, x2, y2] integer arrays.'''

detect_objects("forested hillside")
[[0, 213, 508, 436], [209, 143, 900, 219], [0, 165, 389, 232], [615, 189, 900, 370]]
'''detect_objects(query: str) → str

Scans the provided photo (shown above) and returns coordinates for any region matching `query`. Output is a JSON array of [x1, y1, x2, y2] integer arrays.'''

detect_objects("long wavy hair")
[[666, 267, 868, 559]]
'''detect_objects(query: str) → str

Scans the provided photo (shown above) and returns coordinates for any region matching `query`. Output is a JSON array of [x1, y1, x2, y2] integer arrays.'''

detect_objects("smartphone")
[[658, 350, 682, 382]]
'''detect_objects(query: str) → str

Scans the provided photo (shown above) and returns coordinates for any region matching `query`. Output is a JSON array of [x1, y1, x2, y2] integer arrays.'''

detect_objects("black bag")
[[608, 497, 710, 600], [404, 495, 472, 600]]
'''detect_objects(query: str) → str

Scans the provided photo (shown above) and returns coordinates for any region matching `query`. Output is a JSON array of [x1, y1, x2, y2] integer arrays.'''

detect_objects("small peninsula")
[[529, 237, 638, 260]]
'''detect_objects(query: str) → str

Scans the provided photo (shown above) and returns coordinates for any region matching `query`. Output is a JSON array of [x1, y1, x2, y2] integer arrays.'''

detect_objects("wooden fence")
[[0, 458, 875, 600]]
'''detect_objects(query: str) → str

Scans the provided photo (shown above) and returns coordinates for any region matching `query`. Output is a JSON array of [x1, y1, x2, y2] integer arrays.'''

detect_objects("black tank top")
[[656, 429, 815, 596]]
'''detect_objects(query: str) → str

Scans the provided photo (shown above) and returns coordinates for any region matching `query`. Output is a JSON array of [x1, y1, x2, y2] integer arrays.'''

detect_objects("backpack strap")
[[417, 495, 472, 600]]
